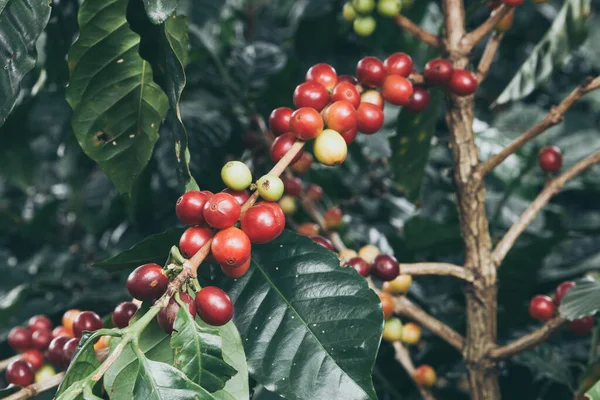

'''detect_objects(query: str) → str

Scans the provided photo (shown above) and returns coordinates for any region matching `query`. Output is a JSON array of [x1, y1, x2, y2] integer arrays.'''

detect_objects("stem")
[[4, 372, 65, 400], [0, 355, 21, 372], [394, 15, 440, 48], [400, 263, 474, 282], [476, 31, 503, 82], [460, 4, 512, 51], [489, 317, 564, 360]]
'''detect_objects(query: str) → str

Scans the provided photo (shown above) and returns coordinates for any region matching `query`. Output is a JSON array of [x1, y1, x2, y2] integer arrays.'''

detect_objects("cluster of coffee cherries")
[[342, 0, 408, 37], [529, 280, 594, 335], [5, 310, 107, 387], [538, 145, 563, 173]]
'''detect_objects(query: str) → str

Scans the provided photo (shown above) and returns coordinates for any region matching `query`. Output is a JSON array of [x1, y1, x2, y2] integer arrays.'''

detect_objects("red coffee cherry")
[[221, 257, 251, 279], [372, 254, 400, 281], [360, 90, 384, 109], [448, 69, 478, 96], [306, 63, 338, 91], [203, 192, 241, 229], [538, 146, 563, 173], [269, 107, 293, 136], [126, 263, 169, 301], [157, 292, 196, 333], [62, 338, 80, 363], [291, 152, 313, 174], [306, 184, 324, 200], [324, 207, 343, 229], [290, 107, 324, 140], [297, 222, 320, 237], [179, 226, 214, 258], [338, 75, 359, 85], [331, 81, 361, 109], [424, 58, 454, 86], [47, 336, 70, 369], [195, 287, 234, 326], [340, 126, 358, 144], [271, 133, 304, 164], [73, 311, 103, 339], [379, 293, 394, 320], [324, 100, 357, 133], [283, 176, 303, 196], [529, 295, 555, 321], [405, 86, 431, 113], [357, 102, 384, 134], [211, 227, 251, 268], [31, 329, 53, 351], [567, 316, 594, 336], [414, 365, 437, 388], [384, 52, 413, 77], [310, 235, 335, 251], [222, 188, 250, 206], [555, 281, 575, 306], [382, 75, 414, 106], [240, 202, 285, 243], [6, 360, 34, 386], [28, 315, 52, 333], [22, 349, 44, 371], [502, 0, 525, 5], [293, 81, 330, 111], [52, 326, 71, 339], [345, 257, 371, 277], [356, 56, 386, 87], [8, 327, 32, 353], [112, 301, 139, 329], [176, 190, 212, 226]]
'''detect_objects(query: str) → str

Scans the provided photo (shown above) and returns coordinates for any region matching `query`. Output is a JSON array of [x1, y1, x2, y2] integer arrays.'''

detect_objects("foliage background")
[[2, 0, 600, 398]]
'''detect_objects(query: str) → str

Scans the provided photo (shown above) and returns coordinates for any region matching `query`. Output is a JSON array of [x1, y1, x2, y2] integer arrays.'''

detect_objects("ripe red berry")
[[293, 81, 330, 111], [310, 235, 335, 251], [31, 329, 53, 351], [176, 190, 212, 226], [345, 257, 371, 277], [126, 263, 169, 301], [221, 257, 251, 279], [356, 57, 386, 87], [269, 107, 293, 136], [384, 52, 413, 77], [324, 100, 357, 133], [8, 327, 32, 353], [502, 0, 525, 5], [357, 102, 384, 134], [6, 360, 34, 386], [203, 192, 241, 229], [271, 133, 304, 164], [73, 311, 103, 339], [157, 292, 196, 333], [291, 152, 313, 174], [529, 295, 556, 321], [62, 338, 80, 363], [211, 227, 251, 268], [340, 126, 358, 144], [555, 281, 575, 306], [283, 176, 303, 196], [112, 301, 139, 329], [289, 107, 324, 140], [338, 75, 359, 85], [405, 86, 431, 112], [52, 326, 71, 339], [240, 202, 285, 243], [414, 365, 437, 388], [47, 336, 70, 369], [22, 349, 44, 371], [448, 69, 478, 96], [297, 222, 320, 237], [331, 82, 361, 109], [222, 188, 250, 206], [306, 63, 338, 91], [195, 287, 234, 326], [28, 315, 52, 333], [360, 90, 384, 109], [372, 254, 400, 281], [538, 146, 563, 173], [567, 316, 594, 336], [306, 184, 324, 200], [179, 226, 214, 258], [324, 207, 343, 229], [382, 75, 414, 106], [424, 58, 454, 86]]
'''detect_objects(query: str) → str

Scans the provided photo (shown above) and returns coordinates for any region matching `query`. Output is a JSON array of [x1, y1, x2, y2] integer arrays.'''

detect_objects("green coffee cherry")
[[257, 174, 285, 201], [353, 16, 376, 37], [352, 0, 375, 14], [343, 2, 357, 21], [382, 318, 403, 342], [221, 161, 252, 191], [377, 0, 401, 17]]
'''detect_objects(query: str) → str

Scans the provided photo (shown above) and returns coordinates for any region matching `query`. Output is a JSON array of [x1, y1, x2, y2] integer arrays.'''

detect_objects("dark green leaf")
[[93, 228, 185, 271], [220, 230, 383, 400], [586, 379, 600, 399], [66, 0, 169, 194], [559, 280, 600, 320], [141, 0, 177, 24], [495, 0, 592, 105], [0, 0, 51, 126], [228, 42, 287, 98], [0, 284, 28, 326], [0, 385, 19, 397], [213, 322, 249, 400], [513, 343, 574, 387]]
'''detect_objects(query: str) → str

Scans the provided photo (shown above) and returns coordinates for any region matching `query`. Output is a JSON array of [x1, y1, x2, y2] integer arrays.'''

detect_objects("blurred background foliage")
[[1, 0, 600, 398]]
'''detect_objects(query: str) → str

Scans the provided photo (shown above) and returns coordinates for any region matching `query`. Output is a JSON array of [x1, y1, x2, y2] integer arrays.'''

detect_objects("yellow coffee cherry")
[[382, 318, 403, 342], [382, 274, 412, 294], [338, 249, 358, 263], [358, 244, 380, 264], [279, 195, 297, 215], [401, 322, 421, 345]]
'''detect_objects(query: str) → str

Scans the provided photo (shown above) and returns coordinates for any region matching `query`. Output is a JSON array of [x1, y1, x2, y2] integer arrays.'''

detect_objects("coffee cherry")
[[382, 75, 413, 106], [529, 295, 555, 321], [340, 126, 358, 144], [360, 90, 384, 109], [112, 301, 139, 329], [567, 316, 594, 336], [283, 176, 303, 196], [448, 69, 478, 96], [240, 202, 285, 243], [269, 107, 293, 136], [538, 146, 563, 173], [293, 82, 329, 111], [306, 63, 338, 92], [176, 190, 212, 226], [382, 274, 412, 294], [358, 245, 380, 263], [34, 365, 56, 383], [331, 82, 361, 109], [279, 195, 297, 215], [379, 292, 394, 320], [495, 9, 514, 32], [73, 311, 103, 339], [314, 129, 348, 166], [401, 323, 421, 344], [62, 338, 79, 363], [94, 335, 111, 351], [377, 0, 402, 17], [555, 281, 575, 306], [306, 184, 324, 200], [384, 52, 413, 77], [338, 75, 359, 85], [356, 57, 386, 88], [157, 292, 196, 333], [179, 227, 214, 259], [28, 315, 52, 333], [352, 0, 375, 13], [343, 2, 357, 21], [221, 161, 252, 191], [47, 336, 70, 369], [372, 254, 400, 281], [211, 227, 251, 268], [221, 257, 251, 279], [324, 101, 357, 133], [290, 107, 324, 140], [22, 350, 44, 371], [222, 188, 250, 206], [271, 133, 304, 164], [204, 192, 241, 229], [310, 235, 335, 251], [6, 360, 34, 386], [382, 318, 403, 342], [257, 174, 285, 201], [424, 58, 454, 86], [357, 102, 384, 134], [297, 222, 320, 237], [31, 329, 53, 351], [502, 0, 524, 5], [338, 249, 358, 263], [52, 326, 71, 338], [8, 327, 32, 353], [291, 152, 313, 174], [62, 309, 81, 337], [127, 263, 169, 301], [324, 207, 343, 229], [415, 365, 437, 388], [195, 287, 234, 326], [346, 257, 371, 277], [405, 86, 431, 113]]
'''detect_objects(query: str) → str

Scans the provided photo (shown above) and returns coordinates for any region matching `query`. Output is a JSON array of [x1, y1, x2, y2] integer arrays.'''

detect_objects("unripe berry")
[[28, 315, 52, 332], [52, 326, 72, 339], [352, 0, 375, 13], [343, 2, 357, 21], [377, 0, 402, 17], [176, 190, 212, 226], [379, 292, 394, 320], [279, 195, 297, 215], [6, 360, 34, 386], [290, 107, 324, 140], [338, 249, 358, 263], [358, 244, 380, 263], [382, 274, 412, 294], [22, 349, 44, 371], [401, 322, 421, 344], [157, 292, 196, 333], [293, 82, 330, 111], [62, 309, 81, 337], [240, 202, 285, 243], [112, 301, 139, 329], [310, 235, 335, 251], [257, 174, 285, 201], [306, 184, 324, 200], [291, 152, 313, 174], [222, 188, 250, 206], [448, 69, 478, 96], [211, 227, 251, 268], [529, 295, 555, 321], [345, 257, 371, 277], [360, 90, 384, 109], [538, 146, 563, 173], [126, 263, 169, 301], [372, 254, 400, 281], [195, 287, 234, 326], [35, 365, 56, 383], [221, 161, 252, 191], [221, 257, 251, 279], [324, 207, 343, 229], [271, 133, 304, 164], [8, 327, 32, 353], [324, 101, 357, 133], [555, 281, 575, 306], [567, 317, 594, 336], [415, 365, 437, 388], [356, 102, 384, 134], [179, 227, 214, 258], [495, 9, 515, 32], [382, 318, 403, 342], [297, 222, 320, 237], [94, 335, 111, 351], [331, 82, 361, 109], [204, 192, 241, 229], [314, 129, 347, 166], [283, 176, 303, 196], [269, 107, 293, 136], [353, 17, 376, 36], [405, 86, 431, 112], [423, 58, 454, 86], [384, 52, 413, 77], [306, 63, 338, 92], [356, 57, 386, 88], [382, 75, 414, 106], [73, 311, 103, 339]]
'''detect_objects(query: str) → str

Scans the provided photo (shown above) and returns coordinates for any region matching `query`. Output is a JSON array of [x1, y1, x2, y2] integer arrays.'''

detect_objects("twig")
[[329, 232, 348, 252], [493, 149, 600, 266], [4, 372, 65, 400], [489, 317, 564, 360], [408, 72, 425, 85], [478, 76, 600, 176], [400, 263, 474, 282], [0, 355, 21, 372], [460, 5, 512, 51], [442, 0, 466, 52], [395, 14, 440, 48], [475, 31, 503, 82], [393, 342, 436, 400]]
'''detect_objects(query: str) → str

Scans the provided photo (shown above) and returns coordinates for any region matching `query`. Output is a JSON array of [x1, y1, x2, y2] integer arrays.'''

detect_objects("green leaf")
[[0, 385, 18, 397], [141, 0, 177, 24], [586, 379, 600, 399], [558, 280, 600, 320], [0, 284, 28, 326], [170, 298, 237, 392], [495, 0, 591, 105], [66, 0, 169, 194], [213, 322, 249, 400], [389, 88, 443, 202], [93, 228, 185, 271], [0, 0, 51, 126], [221, 230, 383, 400]]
